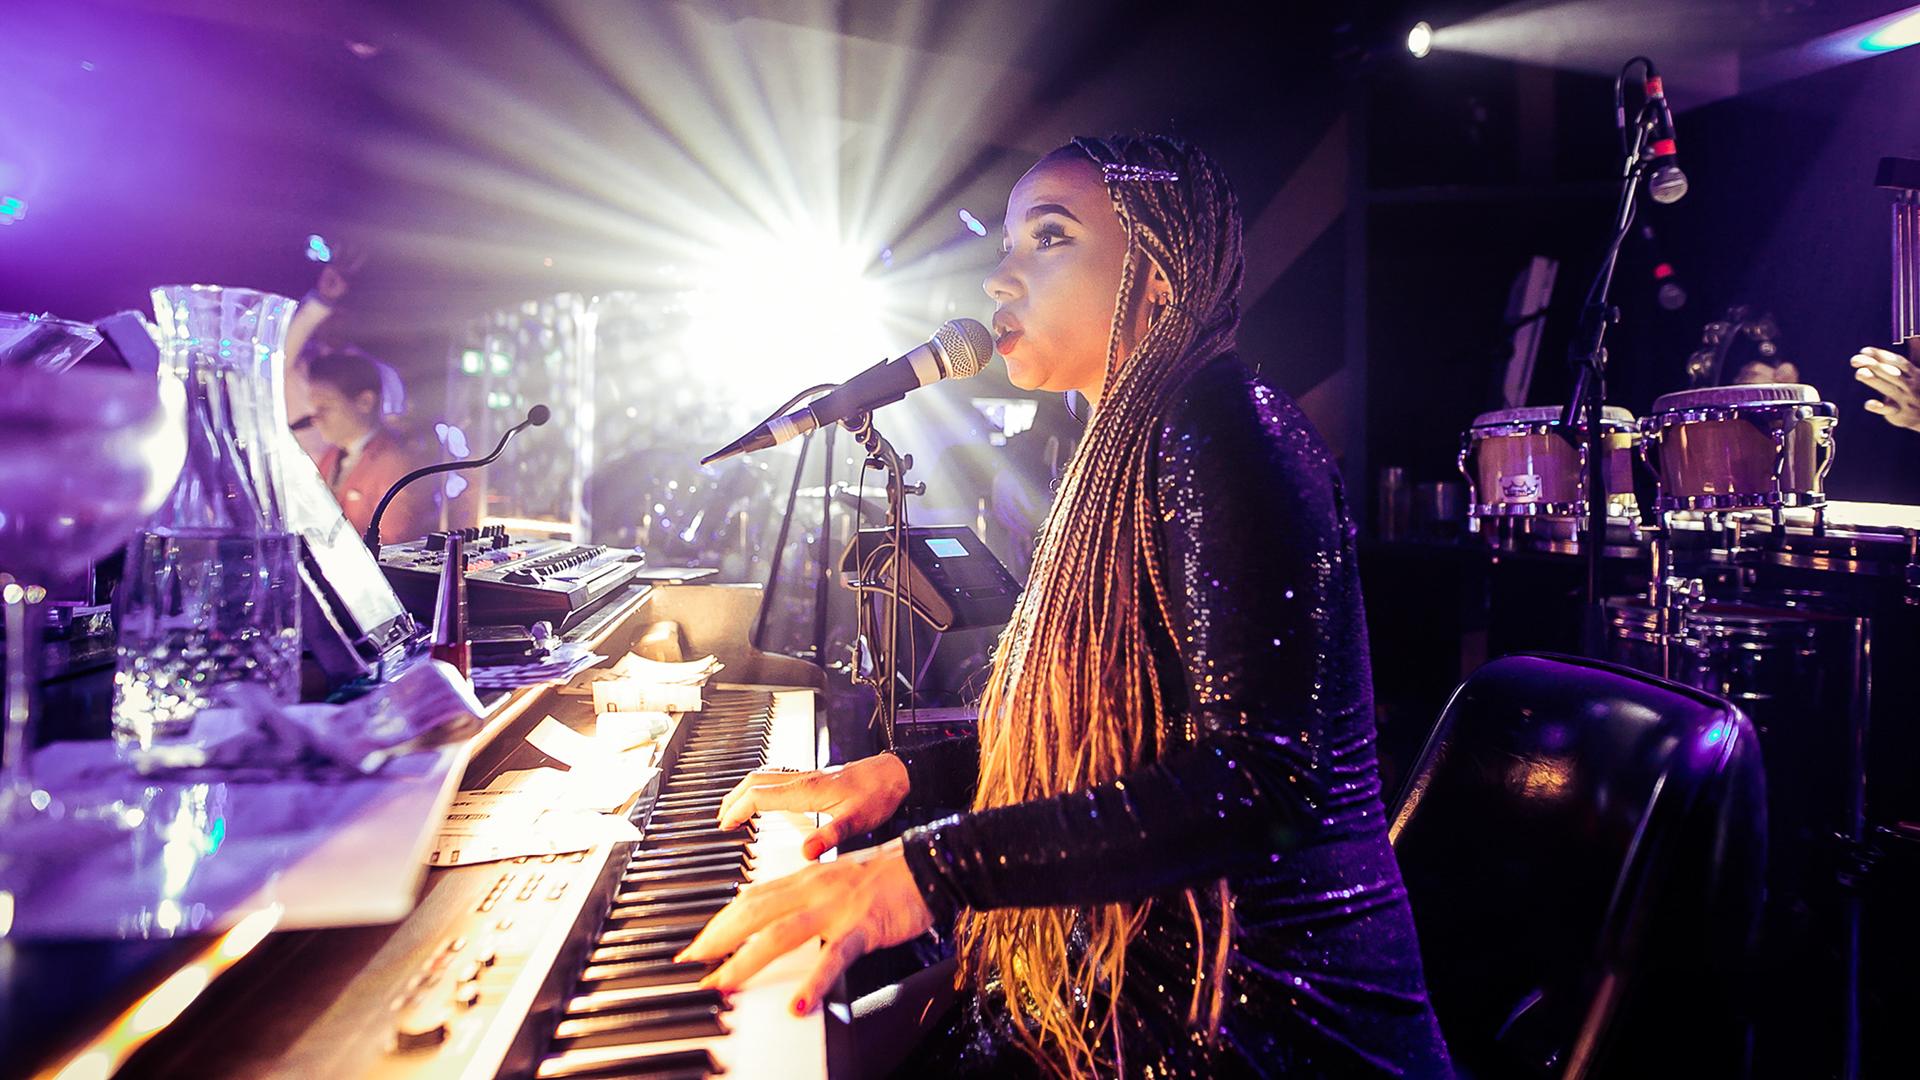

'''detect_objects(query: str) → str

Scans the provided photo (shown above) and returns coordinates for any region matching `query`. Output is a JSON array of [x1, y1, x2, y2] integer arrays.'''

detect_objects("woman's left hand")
[[676, 837, 934, 1015]]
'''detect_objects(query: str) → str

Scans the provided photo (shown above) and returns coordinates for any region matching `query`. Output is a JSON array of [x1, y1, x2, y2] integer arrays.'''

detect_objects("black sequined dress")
[[893, 355, 1453, 1077]]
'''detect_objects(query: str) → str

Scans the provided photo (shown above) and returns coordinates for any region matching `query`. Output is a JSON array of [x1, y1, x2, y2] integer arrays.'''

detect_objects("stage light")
[[1407, 22, 1434, 59], [958, 208, 987, 236], [305, 233, 331, 262], [1, 196, 27, 225], [681, 223, 892, 391], [1861, 8, 1920, 52]]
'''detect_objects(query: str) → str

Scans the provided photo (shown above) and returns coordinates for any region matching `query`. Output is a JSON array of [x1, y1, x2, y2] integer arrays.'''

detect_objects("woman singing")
[[680, 134, 1452, 1078]]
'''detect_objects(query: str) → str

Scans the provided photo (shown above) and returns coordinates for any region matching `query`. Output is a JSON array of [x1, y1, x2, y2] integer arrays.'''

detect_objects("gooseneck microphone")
[[362, 404, 550, 551], [702, 319, 995, 465]]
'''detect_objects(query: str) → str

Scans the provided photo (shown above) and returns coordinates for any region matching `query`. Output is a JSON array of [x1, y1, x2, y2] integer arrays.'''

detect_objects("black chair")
[[1388, 653, 1767, 1079]]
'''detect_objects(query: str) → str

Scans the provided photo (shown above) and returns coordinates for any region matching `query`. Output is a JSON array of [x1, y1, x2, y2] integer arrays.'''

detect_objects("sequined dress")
[[893, 355, 1453, 1077]]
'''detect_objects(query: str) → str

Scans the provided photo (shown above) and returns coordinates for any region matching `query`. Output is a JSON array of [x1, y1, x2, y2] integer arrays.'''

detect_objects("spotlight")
[[682, 224, 892, 390], [1, 196, 28, 225], [1861, 9, 1920, 52], [958, 208, 987, 237], [1407, 21, 1434, 59], [305, 233, 332, 262]]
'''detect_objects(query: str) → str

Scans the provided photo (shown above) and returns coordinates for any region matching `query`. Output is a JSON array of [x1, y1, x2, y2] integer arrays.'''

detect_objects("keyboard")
[[528, 689, 826, 1079], [378, 527, 648, 625]]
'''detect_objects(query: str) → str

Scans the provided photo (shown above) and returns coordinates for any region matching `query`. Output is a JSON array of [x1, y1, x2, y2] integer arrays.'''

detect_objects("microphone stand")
[[811, 422, 836, 667], [751, 430, 812, 651], [1565, 80, 1659, 657], [363, 407, 548, 551], [841, 410, 924, 750]]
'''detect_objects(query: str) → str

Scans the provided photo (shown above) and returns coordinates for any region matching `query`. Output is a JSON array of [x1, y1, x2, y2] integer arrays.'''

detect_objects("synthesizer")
[[123, 687, 825, 1080], [380, 527, 648, 626]]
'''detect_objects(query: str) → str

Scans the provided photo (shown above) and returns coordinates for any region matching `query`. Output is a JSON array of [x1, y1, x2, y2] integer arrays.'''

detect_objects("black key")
[[680, 743, 766, 756], [596, 920, 708, 947], [622, 853, 741, 880], [625, 849, 749, 874], [614, 880, 738, 907], [577, 957, 718, 990], [652, 791, 725, 807], [646, 822, 754, 842], [606, 898, 730, 924], [564, 986, 723, 1018], [588, 938, 688, 965], [552, 1002, 727, 1049], [658, 782, 747, 798], [668, 768, 758, 784], [537, 1046, 720, 1079], [682, 737, 766, 750], [648, 805, 725, 821], [634, 838, 749, 857]]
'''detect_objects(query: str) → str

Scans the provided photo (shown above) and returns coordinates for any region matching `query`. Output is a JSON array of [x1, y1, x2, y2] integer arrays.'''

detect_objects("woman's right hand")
[[715, 753, 912, 861]]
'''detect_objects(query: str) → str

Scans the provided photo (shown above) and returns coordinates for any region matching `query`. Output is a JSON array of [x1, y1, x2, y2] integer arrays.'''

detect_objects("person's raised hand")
[[314, 242, 369, 304], [1852, 346, 1920, 433], [715, 753, 910, 861]]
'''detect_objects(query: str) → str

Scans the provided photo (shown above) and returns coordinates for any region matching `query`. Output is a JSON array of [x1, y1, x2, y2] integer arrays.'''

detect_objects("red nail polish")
[[792, 996, 808, 1015]]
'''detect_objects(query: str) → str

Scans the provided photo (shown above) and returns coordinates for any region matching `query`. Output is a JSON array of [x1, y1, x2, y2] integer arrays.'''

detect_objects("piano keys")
[[531, 690, 827, 1080], [92, 583, 832, 1080]]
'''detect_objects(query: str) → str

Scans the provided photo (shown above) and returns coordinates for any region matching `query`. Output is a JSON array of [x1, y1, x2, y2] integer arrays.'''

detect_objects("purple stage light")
[[1, 196, 26, 224]]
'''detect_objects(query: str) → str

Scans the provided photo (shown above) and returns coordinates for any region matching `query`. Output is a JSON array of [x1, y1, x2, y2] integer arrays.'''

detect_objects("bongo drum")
[[1458, 405, 1639, 519], [1641, 384, 1836, 513]]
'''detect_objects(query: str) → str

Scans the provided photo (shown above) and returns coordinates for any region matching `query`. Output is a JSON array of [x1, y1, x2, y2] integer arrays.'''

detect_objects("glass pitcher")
[[112, 286, 303, 749]]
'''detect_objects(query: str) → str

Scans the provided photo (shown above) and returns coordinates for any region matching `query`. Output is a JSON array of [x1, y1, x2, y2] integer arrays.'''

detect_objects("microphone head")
[[527, 404, 552, 426], [1649, 164, 1689, 205], [933, 318, 994, 379]]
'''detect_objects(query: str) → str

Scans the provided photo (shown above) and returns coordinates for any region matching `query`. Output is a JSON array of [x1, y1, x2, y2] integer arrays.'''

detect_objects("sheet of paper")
[[590, 680, 702, 714], [526, 714, 602, 769], [610, 652, 724, 684], [596, 711, 672, 753], [428, 800, 637, 866], [524, 716, 661, 812]]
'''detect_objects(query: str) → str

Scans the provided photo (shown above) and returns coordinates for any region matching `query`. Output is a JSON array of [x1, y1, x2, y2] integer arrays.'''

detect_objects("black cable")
[[753, 383, 838, 430]]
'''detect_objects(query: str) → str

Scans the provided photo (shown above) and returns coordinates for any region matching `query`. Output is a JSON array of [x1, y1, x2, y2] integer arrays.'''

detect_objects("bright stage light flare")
[[1861, 8, 1920, 52], [681, 223, 893, 391], [1408, 22, 1434, 59]]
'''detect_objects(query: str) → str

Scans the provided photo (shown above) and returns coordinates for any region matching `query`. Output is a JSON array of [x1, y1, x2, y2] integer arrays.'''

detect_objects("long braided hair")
[[958, 133, 1247, 1077]]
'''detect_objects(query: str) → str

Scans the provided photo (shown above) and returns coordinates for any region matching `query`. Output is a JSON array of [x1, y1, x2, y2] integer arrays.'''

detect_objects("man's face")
[[307, 381, 379, 448]]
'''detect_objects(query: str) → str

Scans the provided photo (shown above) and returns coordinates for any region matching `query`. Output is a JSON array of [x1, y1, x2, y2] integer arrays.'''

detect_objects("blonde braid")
[[958, 134, 1247, 1078]]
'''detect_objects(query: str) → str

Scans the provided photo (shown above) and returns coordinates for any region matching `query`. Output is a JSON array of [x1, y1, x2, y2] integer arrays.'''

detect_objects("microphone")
[[1644, 72, 1688, 205], [363, 404, 550, 551], [702, 318, 994, 465]]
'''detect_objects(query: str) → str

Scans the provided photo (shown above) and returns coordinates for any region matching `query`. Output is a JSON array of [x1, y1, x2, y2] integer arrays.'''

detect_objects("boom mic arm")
[[362, 404, 550, 551]]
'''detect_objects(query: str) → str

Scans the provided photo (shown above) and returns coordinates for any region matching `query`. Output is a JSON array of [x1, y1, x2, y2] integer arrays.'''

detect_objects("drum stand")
[[1646, 502, 1875, 1080]]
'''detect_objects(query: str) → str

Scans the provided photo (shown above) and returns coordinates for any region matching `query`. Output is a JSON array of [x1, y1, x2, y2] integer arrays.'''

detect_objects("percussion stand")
[[1564, 64, 1661, 656]]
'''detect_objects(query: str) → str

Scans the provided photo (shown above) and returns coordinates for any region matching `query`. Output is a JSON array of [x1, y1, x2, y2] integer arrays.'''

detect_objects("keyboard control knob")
[[394, 1002, 451, 1050]]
